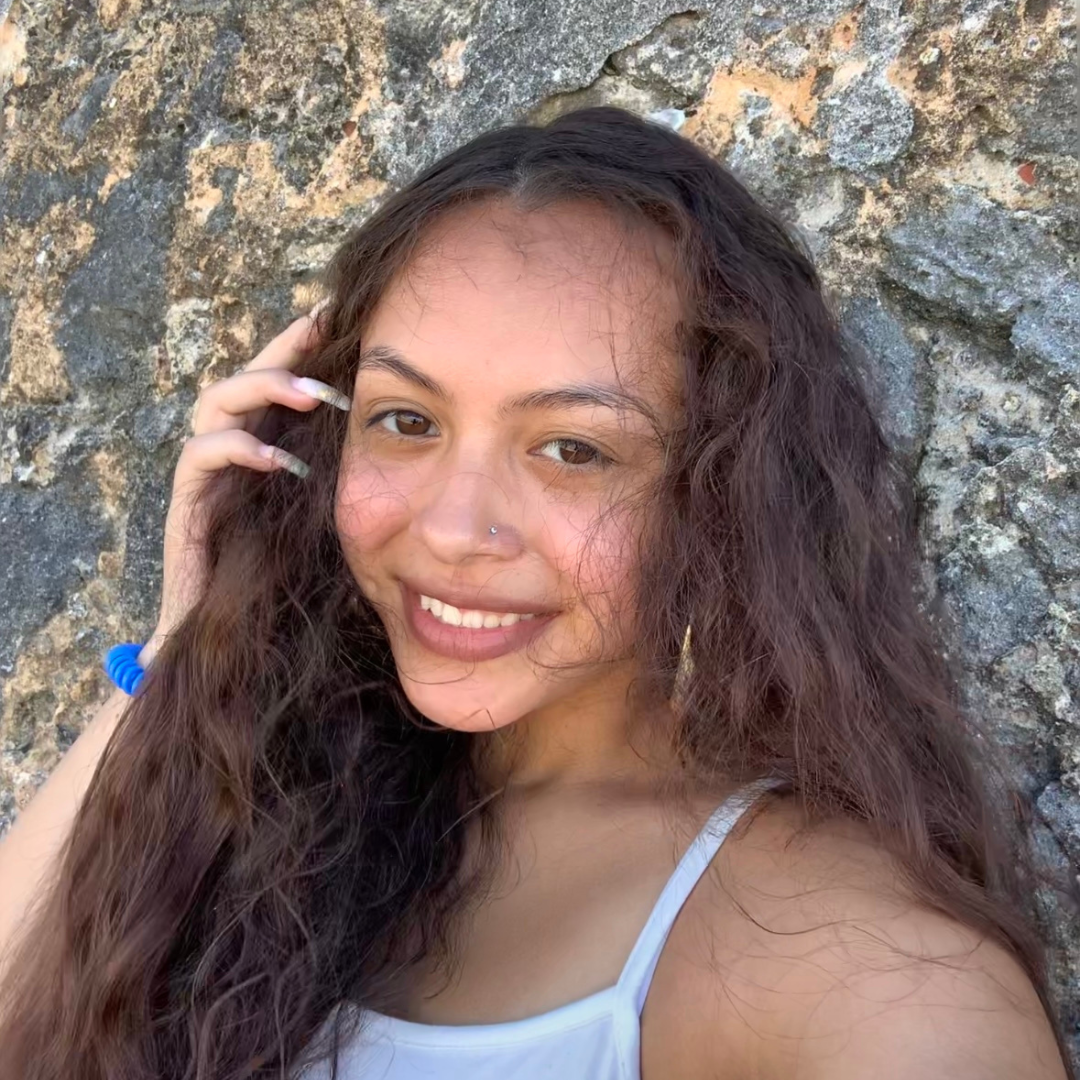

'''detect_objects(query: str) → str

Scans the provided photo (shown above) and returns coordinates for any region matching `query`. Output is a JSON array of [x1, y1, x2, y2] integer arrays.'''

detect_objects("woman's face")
[[335, 199, 684, 733]]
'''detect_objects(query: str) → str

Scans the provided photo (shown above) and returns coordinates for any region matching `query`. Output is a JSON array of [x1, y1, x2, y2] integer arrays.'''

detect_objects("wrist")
[[136, 633, 164, 670]]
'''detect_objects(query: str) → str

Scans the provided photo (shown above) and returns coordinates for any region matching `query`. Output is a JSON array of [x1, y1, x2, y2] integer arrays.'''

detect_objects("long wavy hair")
[[0, 105, 1072, 1079]]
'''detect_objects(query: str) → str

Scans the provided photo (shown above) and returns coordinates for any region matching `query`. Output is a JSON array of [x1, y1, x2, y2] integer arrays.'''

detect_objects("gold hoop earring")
[[672, 622, 693, 708]]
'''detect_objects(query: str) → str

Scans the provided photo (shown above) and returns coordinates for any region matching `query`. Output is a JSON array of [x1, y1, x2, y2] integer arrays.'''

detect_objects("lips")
[[398, 581, 558, 663]]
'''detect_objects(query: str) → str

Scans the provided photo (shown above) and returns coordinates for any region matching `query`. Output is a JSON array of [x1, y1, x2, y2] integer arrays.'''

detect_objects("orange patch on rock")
[[683, 61, 823, 148], [0, 17, 27, 87], [830, 9, 862, 51], [95, 0, 145, 29]]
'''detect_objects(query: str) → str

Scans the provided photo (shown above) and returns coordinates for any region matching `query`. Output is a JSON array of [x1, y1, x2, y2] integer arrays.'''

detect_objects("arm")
[[776, 930, 1069, 1080], [0, 639, 159, 981]]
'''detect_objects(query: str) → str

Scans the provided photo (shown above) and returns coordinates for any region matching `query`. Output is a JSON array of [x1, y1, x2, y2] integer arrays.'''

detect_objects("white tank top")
[[298, 777, 780, 1080]]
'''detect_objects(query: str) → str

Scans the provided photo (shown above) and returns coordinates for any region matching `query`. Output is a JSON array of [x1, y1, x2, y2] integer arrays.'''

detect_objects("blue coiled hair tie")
[[104, 642, 146, 696]]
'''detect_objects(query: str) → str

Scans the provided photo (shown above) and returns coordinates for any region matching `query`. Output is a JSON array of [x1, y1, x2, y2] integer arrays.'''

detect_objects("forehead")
[[362, 198, 685, 405]]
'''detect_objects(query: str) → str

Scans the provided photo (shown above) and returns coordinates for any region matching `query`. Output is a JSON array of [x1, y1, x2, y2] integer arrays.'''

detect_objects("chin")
[[396, 676, 532, 734]]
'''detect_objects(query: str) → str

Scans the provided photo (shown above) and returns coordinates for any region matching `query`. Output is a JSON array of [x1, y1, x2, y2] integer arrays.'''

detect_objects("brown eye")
[[537, 438, 608, 469], [559, 441, 598, 466], [393, 411, 430, 435], [369, 410, 433, 437]]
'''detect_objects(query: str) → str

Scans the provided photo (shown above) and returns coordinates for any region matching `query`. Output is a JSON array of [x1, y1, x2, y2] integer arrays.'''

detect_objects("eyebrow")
[[357, 345, 662, 426]]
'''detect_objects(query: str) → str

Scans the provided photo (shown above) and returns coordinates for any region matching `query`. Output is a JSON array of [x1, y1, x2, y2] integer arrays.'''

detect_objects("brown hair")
[[0, 105, 1072, 1079]]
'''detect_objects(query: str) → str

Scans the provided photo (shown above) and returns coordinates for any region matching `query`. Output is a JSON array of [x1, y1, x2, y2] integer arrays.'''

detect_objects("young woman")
[[0, 106, 1072, 1080]]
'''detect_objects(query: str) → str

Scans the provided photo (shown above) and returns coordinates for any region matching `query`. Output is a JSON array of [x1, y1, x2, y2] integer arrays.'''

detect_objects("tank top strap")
[[615, 776, 785, 1015]]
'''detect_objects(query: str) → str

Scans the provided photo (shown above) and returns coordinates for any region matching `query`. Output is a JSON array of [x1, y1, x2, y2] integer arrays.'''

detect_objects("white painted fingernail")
[[308, 297, 330, 318], [290, 376, 351, 411], [260, 444, 311, 479]]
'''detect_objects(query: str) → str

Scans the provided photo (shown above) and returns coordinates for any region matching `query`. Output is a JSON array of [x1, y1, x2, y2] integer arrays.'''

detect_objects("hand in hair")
[[0, 303, 342, 991], [140, 300, 344, 668]]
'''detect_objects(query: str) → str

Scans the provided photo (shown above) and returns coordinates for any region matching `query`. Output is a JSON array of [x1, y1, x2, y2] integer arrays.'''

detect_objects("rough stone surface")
[[1, 0, 1077, 1061]]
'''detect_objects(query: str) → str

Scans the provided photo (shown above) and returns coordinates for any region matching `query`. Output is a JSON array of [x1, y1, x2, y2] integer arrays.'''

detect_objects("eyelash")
[[363, 409, 615, 472]]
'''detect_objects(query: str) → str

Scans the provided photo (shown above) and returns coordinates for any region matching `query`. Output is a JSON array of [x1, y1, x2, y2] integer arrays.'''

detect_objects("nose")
[[411, 465, 523, 565]]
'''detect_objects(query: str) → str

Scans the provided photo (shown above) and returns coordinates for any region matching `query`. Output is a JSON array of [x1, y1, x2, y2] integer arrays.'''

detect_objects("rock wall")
[[1, 0, 1077, 1060]]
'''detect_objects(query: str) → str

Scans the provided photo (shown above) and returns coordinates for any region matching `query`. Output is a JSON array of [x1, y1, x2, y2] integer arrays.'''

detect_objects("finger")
[[174, 429, 311, 491], [192, 367, 350, 437], [244, 300, 329, 374]]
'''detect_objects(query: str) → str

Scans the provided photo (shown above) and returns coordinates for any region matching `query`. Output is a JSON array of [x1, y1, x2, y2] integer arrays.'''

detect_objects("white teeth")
[[418, 594, 538, 629]]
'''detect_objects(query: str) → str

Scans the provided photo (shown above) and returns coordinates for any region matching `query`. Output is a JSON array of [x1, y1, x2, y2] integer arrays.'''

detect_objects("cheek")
[[553, 501, 642, 626], [334, 460, 412, 555]]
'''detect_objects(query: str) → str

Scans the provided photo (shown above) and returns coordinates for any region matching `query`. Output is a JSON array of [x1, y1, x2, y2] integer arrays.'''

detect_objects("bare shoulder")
[[641, 792, 1068, 1080]]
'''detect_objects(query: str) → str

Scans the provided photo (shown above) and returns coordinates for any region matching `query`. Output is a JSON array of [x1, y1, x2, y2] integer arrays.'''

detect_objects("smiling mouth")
[[399, 583, 558, 663], [418, 593, 538, 629]]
